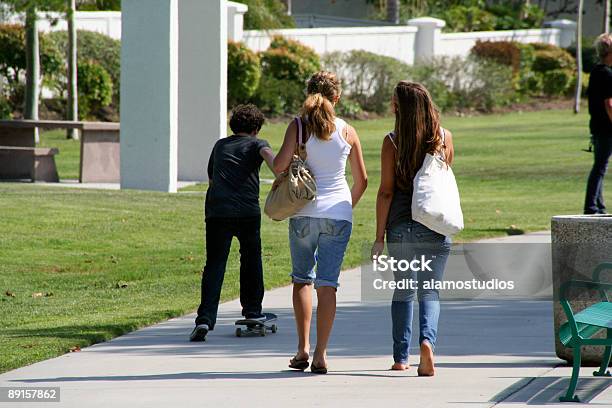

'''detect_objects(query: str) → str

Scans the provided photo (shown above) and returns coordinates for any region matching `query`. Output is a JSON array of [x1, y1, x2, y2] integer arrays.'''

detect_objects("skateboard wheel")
[[260, 328, 266, 337], [235, 328, 242, 337], [271, 324, 277, 333]]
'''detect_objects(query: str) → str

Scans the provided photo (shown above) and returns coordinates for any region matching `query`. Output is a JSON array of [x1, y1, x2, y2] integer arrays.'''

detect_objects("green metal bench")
[[558, 262, 612, 402]]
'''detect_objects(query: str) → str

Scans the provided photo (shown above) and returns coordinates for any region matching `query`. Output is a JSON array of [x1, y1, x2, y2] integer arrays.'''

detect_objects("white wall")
[[438, 28, 561, 58], [242, 24, 572, 65], [243, 25, 418, 65]]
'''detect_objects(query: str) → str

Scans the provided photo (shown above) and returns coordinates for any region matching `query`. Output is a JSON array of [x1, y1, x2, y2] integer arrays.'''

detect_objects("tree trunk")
[[67, 0, 79, 139], [24, 6, 40, 143], [285, 0, 292, 16], [604, 0, 610, 33], [387, 0, 400, 24], [574, 0, 583, 114]]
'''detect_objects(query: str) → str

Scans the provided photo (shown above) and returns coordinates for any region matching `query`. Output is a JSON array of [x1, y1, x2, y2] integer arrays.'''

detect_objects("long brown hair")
[[393, 81, 443, 190], [300, 71, 341, 140]]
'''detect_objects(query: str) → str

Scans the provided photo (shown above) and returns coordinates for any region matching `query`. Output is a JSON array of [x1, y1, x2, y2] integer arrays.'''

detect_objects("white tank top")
[[294, 117, 353, 223]]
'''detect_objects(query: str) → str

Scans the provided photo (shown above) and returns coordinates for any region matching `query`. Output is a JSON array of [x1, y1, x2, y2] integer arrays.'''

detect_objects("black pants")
[[584, 136, 612, 214], [195, 216, 264, 329]]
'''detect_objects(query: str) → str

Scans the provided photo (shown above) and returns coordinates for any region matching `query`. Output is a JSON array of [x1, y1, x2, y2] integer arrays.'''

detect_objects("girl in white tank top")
[[272, 71, 368, 374], [295, 117, 353, 223]]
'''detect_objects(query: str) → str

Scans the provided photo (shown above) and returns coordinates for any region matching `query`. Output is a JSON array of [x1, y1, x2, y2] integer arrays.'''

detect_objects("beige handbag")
[[264, 117, 316, 221]]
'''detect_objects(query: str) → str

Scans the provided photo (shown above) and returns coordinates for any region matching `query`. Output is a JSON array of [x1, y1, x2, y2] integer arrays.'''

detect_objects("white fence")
[[243, 17, 576, 65], [243, 25, 418, 65], [3, 11, 121, 39], [438, 28, 561, 58]]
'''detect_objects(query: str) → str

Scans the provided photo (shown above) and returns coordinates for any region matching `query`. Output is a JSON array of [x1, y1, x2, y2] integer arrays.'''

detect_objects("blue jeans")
[[584, 136, 611, 214], [386, 220, 451, 364], [289, 217, 352, 289]]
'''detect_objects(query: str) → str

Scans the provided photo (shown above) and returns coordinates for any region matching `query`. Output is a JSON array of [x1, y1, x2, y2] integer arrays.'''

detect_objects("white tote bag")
[[411, 131, 464, 236]]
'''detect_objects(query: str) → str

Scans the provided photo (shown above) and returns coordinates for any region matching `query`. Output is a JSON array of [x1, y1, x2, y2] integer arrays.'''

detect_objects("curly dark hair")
[[229, 104, 265, 135]]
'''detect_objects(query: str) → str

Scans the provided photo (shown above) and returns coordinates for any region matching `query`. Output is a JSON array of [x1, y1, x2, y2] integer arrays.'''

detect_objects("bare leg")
[[313, 286, 336, 368], [292, 283, 312, 361]]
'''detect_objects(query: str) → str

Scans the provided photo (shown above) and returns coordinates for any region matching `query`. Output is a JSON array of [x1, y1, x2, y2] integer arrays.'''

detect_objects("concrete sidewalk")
[[1, 232, 610, 407]]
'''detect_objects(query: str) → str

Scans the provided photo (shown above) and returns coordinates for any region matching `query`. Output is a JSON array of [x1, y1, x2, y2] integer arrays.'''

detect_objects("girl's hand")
[[371, 240, 385, 259]]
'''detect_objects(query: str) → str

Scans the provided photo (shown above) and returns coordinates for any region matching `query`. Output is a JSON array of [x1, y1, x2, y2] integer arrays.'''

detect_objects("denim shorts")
[[289, 216, 352, 289]]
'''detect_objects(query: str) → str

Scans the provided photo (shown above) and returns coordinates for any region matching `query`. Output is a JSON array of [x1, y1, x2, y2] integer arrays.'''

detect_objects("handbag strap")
[[295, 116, 303, 145], [295, 117, 307, 160]]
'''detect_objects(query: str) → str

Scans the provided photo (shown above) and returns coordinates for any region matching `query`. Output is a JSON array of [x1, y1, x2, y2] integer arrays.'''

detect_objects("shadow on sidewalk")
[[5, 301, 556, 362], [490, 376, 611, 405]]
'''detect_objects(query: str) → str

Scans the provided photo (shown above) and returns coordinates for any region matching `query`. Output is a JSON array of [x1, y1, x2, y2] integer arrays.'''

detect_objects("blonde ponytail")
[[301, 71, 342, 141], [300, 93, 336, 141]]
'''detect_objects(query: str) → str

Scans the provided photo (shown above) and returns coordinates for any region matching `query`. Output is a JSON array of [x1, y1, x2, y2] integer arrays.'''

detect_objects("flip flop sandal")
[[288, 357, 309, 371], [310, 363, 328, 374]]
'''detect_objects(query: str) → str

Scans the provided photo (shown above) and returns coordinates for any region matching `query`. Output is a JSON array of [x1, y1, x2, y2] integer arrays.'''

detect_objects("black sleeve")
[[257, 138, 271, 151], [207, 144, 216, 180], [603, 68, 612, 100]]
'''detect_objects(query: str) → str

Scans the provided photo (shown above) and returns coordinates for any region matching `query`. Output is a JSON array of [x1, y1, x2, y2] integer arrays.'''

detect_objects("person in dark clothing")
[[585, 33, 612, 214], [190, 104, 275, 342]]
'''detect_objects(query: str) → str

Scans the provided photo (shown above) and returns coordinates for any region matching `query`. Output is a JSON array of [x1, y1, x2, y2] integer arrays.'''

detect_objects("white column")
[[227, 1, 248, 42], [544, 19, 577, 48], [407, 17, 446, 63], [178, 0, 227, 182], [120, 0, 178, 192]]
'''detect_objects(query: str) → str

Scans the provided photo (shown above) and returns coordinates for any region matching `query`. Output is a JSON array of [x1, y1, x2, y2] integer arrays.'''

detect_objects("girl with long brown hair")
[[372, 81, 454, 375], [273, 71, 368, 374]]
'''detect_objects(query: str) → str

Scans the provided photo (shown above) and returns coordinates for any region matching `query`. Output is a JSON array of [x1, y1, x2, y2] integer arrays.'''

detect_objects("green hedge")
[[47, 30, 120, 102], [470, 40, 577, 98], [77, 61, 113, 119], [228, 41, 261, 108], [253, 36, 320, 115]]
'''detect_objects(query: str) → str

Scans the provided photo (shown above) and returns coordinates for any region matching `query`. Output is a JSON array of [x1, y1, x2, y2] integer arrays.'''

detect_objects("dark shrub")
[[253, 36, 320, 115], [566, 38, 598, 73], [77, 61, 112, 119], [47, 30, 120, 101], [532, 48, 575, 73], [227, 41, 261, 107], [471, 40, 522, 74], [541, 69, 572, 96]]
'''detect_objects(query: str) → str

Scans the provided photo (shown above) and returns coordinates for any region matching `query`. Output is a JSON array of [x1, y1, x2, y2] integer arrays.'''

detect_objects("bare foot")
[[292, 350, 309, 362], [417, 341, 435, 376], [312, 349, 327, 370], [289, 350, 310, 370], [390, 362, 409, 371]]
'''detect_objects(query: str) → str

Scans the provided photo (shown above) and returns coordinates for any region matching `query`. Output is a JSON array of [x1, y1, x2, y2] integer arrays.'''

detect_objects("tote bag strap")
[[439, 127, 446, 162], [386, 132, 397, 150]]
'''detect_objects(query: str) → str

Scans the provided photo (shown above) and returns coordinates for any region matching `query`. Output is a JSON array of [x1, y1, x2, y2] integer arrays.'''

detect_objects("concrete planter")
[[551, 215, 612, 365]]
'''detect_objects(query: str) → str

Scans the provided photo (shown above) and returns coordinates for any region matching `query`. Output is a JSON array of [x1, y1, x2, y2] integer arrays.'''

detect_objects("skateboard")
[[235, 313, 278, 337]]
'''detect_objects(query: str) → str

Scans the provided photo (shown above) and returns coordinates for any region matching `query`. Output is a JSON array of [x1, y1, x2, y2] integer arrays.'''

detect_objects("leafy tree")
[[3, 0, 67, 140], [77, 0, 120, 10], [234, 0, 294, 30]]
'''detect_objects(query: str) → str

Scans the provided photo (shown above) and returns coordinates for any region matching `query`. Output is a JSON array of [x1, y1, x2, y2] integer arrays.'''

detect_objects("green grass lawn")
[[1, 109, 608, 373]]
